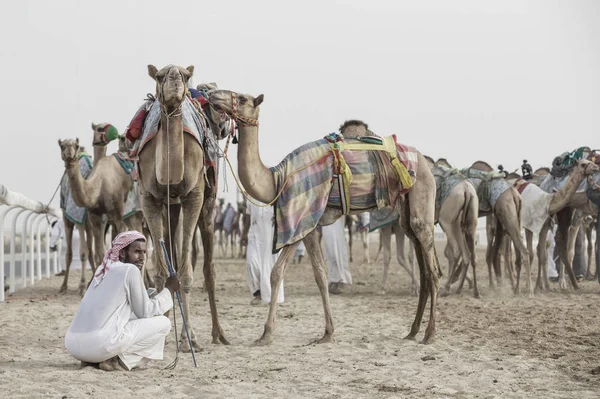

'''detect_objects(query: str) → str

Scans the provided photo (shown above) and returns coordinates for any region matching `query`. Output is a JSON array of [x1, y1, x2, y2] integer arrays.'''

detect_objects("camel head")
[[436, 158, 453, 168], [574, 159, 599, 176], [209, 90, 263, 127], [118, 134, 132, 154], [148, 64, 194, 112], [91, 122, 119, 146], [339, 120, 372, 138], [58, 138, 80, 166]]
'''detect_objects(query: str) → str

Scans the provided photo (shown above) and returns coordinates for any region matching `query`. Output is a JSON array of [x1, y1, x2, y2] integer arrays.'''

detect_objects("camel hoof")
[[420, 336, 434, 345], [312, 334, 333, 345], [559, 279, 569, 291], [253, 337, 272, 347], [473, 291, 480, 299], [403, 333, 417, 341], [212, 331, 231, 345]]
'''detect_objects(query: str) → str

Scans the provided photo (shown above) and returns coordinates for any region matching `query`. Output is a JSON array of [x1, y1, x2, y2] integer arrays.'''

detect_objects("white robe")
[[322, 217, 351, 284], [245, 202, 283, 303], [547, 228, 558, 278], [65, 262, 173, 369]]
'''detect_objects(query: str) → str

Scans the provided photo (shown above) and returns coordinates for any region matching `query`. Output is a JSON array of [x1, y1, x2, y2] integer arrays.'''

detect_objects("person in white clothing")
[[322, 217, 351, 294], [547, 225, 559, 280], [243, 201, 283, 305], [65, 231, 179, 371]]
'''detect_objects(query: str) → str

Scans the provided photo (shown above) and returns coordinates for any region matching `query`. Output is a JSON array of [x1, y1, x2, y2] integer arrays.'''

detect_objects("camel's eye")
[[239, 97, 248, 104]]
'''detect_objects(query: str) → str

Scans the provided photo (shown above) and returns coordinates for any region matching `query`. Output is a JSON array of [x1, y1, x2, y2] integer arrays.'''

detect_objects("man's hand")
[[165, 276, 180, 293]]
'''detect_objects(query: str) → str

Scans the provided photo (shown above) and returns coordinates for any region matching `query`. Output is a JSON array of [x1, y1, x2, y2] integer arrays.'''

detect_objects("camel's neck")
[[237, 124, 276, 203], [65, 159, 98, 209], [548, 170, 588, 214], [93, 145, 106, 167], [155, 110, 185, 185]]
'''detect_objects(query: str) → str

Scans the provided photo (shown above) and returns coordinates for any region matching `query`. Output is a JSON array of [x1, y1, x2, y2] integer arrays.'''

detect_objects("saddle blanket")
[[539, 173, 587, 194], [369, 207, 399, 232], [130, 97, 221, 175], [60, 155, 93, 225], [432, 165, 469, 210], [517, 182, 553, 234], [462, 168, 512, 213], [271, 135, 417, 251]]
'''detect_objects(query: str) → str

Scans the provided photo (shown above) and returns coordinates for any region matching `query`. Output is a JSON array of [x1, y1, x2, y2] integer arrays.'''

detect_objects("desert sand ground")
[[1, 240, 600, 399]]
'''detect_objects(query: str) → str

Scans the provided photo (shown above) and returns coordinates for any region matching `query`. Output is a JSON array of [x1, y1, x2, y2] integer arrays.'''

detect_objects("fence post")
[[1, 205, 19, 303]]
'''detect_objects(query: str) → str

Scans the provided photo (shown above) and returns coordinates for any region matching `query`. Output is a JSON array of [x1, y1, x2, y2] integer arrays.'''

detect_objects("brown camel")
[[504, 160, 598, 292], [461, 161, 532, 296], [424, 157, 480, 297], [137, 64, 228, 351], [58, 139, 131, 279], [210, 90, 441, 345]]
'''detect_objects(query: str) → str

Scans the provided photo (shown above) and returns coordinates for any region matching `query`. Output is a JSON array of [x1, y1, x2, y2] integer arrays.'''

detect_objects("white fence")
[[1, 185, 62, 302]]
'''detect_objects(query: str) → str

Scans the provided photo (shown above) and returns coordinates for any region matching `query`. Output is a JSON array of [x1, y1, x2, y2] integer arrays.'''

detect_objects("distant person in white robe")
[[547, 225, 558, 280], [293, 241, 306, 264], [244, 201, 282, 305], [65, 231, 179, 371], [322, 217, 351, 294]]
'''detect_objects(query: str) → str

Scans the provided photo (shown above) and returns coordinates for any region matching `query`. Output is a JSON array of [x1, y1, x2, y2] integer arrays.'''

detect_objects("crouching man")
[[65, 231, 179, 371]]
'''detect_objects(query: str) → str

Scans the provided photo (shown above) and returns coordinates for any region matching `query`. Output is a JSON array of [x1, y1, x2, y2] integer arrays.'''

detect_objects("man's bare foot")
[[80, 361, 98, 369], [99, 356, 127, 371], [250, 297, 262, 306]]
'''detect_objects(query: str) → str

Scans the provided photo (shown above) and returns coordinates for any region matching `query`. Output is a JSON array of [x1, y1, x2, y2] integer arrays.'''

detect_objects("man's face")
[[120, 240, 147, 271]]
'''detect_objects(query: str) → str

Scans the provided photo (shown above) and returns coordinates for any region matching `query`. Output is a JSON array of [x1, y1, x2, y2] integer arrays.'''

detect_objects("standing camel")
[[57, 148, 96, 295], [136, 64, 228, 351], [461, 161, 532, 296], [210, 90, 441, 345], [425, 157, 480, 297]]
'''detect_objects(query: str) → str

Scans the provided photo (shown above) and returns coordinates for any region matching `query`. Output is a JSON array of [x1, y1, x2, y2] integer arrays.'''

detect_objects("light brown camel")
[[58, 138, 131, 278], [461, 161, 533, 296], [504, 160, 598, 292], [210, 90, 441, 345], [424, 157, 480, 297], [137, 64, 228, 351]]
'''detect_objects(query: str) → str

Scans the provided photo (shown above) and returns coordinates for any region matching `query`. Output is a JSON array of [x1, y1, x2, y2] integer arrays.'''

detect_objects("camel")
[[583, 214, 597, 280], [504, 160, 598, 292], [221, 203, 238, 258], [137, 64, 228, 351], [424, 157, 480, 297], [540, 156, 600, 290], [56, 149, 96, 295], [58, 139, 132, 283], [461, 161, 532, 296], [213, 199, 225, 257], [210, 90, 441, 345]]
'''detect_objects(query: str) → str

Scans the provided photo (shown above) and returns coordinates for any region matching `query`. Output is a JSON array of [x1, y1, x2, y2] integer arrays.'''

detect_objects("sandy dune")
[[1, 243, 599, 398]]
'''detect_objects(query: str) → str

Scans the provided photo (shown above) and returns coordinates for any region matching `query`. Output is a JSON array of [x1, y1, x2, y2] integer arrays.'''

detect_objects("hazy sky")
[[1, 0, 599, 210]]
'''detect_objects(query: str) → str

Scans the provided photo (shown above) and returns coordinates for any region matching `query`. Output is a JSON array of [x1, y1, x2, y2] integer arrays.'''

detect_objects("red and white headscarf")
[[93, 230, 146, 286]]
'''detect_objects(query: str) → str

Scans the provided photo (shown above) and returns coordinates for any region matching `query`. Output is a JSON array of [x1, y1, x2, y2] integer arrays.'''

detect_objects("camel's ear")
[[186, 65, 194, 76], [91, 122, 98, 130], [254, 94, 264, 108], [58, 139, 63, 147], [148, 65, 158, 80], [75, 138, 80, 147]]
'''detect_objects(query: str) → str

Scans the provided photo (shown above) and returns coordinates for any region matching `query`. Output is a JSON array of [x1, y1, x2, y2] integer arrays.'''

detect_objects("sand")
[[1, 242, 600, 398]]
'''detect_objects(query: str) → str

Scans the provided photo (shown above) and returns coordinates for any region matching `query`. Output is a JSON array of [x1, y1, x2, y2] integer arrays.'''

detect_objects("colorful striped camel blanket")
[[130, 96, 222, 174], [270, 133, 418, 252], [60, 154, 93, 225]]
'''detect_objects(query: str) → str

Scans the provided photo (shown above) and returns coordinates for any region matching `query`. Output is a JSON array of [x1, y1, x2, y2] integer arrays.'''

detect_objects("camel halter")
[[228, 92, 259, 127]]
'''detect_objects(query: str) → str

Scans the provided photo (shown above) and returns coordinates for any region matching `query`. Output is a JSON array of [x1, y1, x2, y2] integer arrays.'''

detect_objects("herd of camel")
[[55, 63, 600, 349]]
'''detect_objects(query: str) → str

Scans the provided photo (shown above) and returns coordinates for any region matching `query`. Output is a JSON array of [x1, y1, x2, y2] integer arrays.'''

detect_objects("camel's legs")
[[175, 186, 204, 352], [374, 230, 383, 262], [500, 208, 532, 296], [84, 220, 96, 274], [88, 213, 106, 273], [485, 215, 496, 289], [535, 221, 551, 292], [402, 161, 440, 344], [141, 193, 169, 290], [255, 241, 300, 346], [555, 208, 580, 290], [395, 224, 419, 296], [458, 213, 479, 298], [503, 237, 516, 289], [59, 219, 74, 294], [439, 215, 462, 293], [305, 230, 334, 343], [362, 229, 370, 265], [490, 219, 505, 288], [75, 223, 89, 296], [197, 183, 229, 345], [585, 222, 595, 279], [348, 218, 354, 263], [381, 225, 392, 294]]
